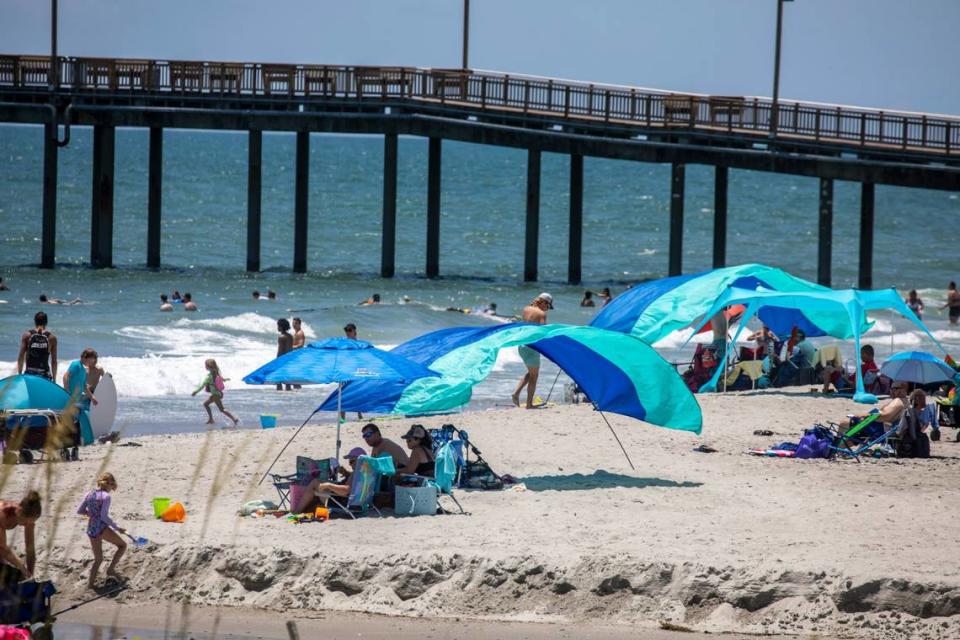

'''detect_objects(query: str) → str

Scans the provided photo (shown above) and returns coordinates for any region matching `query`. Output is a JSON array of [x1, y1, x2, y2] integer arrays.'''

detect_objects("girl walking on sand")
[[77, 473, 126, 588], [192, 358, 239, 425]]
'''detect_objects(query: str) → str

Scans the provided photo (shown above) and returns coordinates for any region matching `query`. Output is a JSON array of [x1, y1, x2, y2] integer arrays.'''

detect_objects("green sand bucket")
[[152, 497, 171, 519]]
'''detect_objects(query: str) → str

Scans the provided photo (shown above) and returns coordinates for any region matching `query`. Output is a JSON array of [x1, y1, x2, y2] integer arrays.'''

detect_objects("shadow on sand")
[[520, 470, 702, 492]]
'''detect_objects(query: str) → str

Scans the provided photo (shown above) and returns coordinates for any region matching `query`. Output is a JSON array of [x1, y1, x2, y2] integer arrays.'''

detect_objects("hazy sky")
[[3, 0, 958, 114]]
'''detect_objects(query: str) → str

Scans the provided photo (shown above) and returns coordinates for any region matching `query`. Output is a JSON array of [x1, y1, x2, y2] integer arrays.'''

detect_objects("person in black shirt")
[[17, 311, 57, 381]]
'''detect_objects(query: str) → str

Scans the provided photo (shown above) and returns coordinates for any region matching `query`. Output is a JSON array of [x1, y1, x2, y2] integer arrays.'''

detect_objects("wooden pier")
[[2, 54, 959, 286]]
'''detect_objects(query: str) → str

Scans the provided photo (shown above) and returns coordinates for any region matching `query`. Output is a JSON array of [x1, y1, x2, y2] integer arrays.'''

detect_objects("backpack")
[[214, 375, 225, 393]]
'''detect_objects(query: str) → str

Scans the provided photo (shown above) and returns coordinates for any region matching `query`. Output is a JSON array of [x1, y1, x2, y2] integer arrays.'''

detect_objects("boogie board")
[[88, 373, 118, 438]]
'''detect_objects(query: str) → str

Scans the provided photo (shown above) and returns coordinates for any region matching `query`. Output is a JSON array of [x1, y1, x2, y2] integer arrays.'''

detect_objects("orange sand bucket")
[[314, 507, 329, 521], [161, 501, 186, 523]]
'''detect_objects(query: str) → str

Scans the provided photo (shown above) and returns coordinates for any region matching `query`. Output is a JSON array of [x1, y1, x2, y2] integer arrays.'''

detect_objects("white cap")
[[536, 292, 554, 309]]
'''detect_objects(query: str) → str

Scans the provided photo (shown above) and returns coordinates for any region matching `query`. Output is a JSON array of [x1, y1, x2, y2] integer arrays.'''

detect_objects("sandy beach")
[[6, 391, 960, 639]]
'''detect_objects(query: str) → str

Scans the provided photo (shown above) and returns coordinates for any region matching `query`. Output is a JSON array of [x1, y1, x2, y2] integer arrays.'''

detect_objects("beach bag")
[[214, 376, 225, 393], [394, 485, 437, 516], [460, 460, 502, 490]]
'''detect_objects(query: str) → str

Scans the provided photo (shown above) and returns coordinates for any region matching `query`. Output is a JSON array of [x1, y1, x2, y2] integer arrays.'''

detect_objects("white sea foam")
[[172, 312, 317, 338]]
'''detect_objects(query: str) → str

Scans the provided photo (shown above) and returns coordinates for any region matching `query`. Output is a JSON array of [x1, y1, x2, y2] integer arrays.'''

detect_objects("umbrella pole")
[[258, 406, 321, 485], [336, 382, 343, 461], [544, 370, 562, 404], [594, 404, 635, 471]]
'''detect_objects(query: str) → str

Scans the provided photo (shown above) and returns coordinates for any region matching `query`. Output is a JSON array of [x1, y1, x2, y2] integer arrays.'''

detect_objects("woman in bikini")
[[395, 425, 435, 477]]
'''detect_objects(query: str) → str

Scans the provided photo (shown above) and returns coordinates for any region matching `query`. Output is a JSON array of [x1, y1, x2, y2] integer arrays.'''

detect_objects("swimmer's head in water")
[[267, 290, 276, 299], [34, 311, 48, 327], [183, 293, 192, 302], [372, 294, 381, 302], [20, 490, 41, 521], [252, 290, 260, 299], [489, 302, 497, 311], [277, 318, 291, 333], [39, 295, 48, 303], [160, 294, 169, 302]]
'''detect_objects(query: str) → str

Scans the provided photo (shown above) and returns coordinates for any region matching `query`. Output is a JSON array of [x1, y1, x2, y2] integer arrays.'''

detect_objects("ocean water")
[[1, 124, 958, 435]]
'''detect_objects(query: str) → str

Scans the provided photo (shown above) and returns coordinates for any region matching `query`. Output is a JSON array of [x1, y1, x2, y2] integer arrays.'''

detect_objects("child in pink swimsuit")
[[76, 472, 126, 588]]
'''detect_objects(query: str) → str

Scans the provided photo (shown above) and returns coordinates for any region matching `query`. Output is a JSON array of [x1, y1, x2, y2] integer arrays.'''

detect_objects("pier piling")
[[246, 129, 262, 272], [524, 148, 541, 282], [147, 127, 163, 269], [90, 125, 115, 268], [859, 182, 875, 289], [568, 154, 584, 285], [426, 137, 442, 278], [41, 123, 57, 268], [817, 178, 833, 286], [293, 131, 309, 274], [381, 133, 398, 278], [712, 166, 728, 269], [669, 162, 685, 276]]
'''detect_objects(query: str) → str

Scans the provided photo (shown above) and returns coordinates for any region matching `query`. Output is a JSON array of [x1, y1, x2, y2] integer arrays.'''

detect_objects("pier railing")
[[1, 54, 958, 155]]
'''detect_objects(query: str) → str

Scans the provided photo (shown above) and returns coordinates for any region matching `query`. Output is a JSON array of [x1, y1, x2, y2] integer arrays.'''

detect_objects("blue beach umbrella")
[[244, 338, 439, 480], [0, 374, 70, 411], [880, 351, 956, 385]]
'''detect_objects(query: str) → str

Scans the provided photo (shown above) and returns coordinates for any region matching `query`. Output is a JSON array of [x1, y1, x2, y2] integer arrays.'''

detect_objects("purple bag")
[[796, 433, 831, 459]]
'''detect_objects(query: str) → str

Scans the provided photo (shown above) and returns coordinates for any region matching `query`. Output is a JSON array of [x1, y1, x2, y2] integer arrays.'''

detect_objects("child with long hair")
[[191, 358, 239, 425], [76, 473, 125, 588]]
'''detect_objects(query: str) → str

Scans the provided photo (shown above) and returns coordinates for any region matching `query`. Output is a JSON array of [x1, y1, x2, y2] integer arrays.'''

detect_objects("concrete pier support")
[[568, 154, 583, 285], [817, 177, 833, 286], [859, 182, 875, 289], [426, 137, 442, 278], [381, 133, 398, 278], [712, 166, 728, 269], [293, 131, 309, 274], [147, 127, 163, 269], [41, 123, 57, 268], [524, 148, 541, 282], [246, 129, 262, 272], [669, 162, 685, 276], [90, 125, 115, 268]]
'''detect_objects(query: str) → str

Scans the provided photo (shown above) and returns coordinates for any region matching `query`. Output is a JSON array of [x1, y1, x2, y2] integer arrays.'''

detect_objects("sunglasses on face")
[[362, 431, 375, 439]]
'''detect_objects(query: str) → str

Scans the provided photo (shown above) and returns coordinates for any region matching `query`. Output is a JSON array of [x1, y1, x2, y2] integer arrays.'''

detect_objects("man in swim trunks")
[[17, 311, 57, 381], [512, 293, 552, 409], [942, 281, 960, 325]]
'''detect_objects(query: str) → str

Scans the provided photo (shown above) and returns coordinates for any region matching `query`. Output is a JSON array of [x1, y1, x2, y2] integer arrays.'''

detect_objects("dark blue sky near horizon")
[[2, 0, 958, 115]]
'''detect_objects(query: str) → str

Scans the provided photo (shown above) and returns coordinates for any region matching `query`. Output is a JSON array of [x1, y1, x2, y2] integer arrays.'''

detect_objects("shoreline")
[[8, 395, 960, 639]]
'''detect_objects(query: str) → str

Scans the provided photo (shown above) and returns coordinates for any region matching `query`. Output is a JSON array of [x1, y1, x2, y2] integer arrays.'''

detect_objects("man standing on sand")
[[17, 311, 57, 381], [512, 293, 552, 409]]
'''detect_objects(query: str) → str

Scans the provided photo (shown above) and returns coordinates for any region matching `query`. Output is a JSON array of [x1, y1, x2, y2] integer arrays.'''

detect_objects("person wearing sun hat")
[[393, 425, 436, 477], [511, 293, 553, 409], [291, 446, 367, 514]]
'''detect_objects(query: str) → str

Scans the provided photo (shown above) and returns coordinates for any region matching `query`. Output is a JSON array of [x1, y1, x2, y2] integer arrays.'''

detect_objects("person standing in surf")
[[191, 359, 239, 426], [291, 317, 305, 389], [942, 282, 960, 325], [275, 318, 294, 391], [512, 293, 552, 409], [17, 311, 57, 381]]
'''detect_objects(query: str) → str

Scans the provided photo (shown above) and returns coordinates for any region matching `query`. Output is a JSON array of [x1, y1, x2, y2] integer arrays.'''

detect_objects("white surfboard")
[[88, 373, 118, 438]]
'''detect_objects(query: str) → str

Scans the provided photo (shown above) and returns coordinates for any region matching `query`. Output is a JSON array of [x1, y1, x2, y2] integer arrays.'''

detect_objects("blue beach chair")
[[328, 454, 396, 519], [829, 414, 898, 462], [269, 456, 332, 509]]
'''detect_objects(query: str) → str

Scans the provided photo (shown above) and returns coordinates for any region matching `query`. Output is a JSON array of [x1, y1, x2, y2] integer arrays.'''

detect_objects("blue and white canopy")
[[318, 323, 703, 434]]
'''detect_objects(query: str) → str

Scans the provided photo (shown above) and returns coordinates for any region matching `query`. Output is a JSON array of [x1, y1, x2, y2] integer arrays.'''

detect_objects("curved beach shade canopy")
[[319, 323, 703, 434], [0, 374, 70, 411], [689, 287, 945, 404], [590, 263, 829, 344]]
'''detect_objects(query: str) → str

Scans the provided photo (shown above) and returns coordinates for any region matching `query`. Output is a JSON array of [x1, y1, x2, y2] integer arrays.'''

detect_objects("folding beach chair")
[[433, 442, 465, 514], [269, 456, 332, 510], [429, 424, 465, 485], [328, 454, 395, 519], [829, 413, 898, 462]]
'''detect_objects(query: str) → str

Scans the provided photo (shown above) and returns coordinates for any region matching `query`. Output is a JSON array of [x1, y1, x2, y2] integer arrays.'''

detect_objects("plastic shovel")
[[123, 531, 149, 547]]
